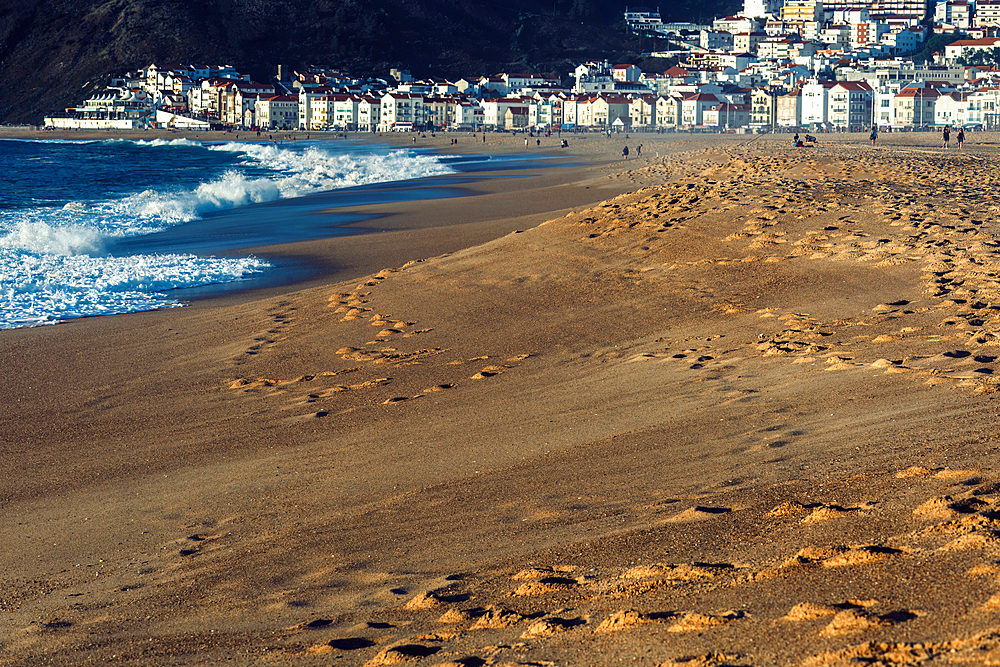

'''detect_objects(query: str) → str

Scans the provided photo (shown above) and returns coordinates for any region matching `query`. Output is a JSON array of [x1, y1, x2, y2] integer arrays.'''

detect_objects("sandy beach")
[[7, 128, 1000, 666]]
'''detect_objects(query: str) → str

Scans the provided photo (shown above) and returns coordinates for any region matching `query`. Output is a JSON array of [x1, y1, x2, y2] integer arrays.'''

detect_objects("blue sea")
[[0, 137, 458, 329]]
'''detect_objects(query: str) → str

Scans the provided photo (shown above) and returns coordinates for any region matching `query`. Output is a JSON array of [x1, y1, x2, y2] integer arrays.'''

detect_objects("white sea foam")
[[116, 171, 284, 224], [1, 140, 451, 329], [0, 221, 103, 255], [58, 142, 455, 230], [0, 250, 268, 329], [133, 138, 202, 147], [211, 142, 452, 196]]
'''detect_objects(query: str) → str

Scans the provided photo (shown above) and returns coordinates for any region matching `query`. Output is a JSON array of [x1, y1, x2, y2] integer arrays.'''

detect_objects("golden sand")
[[6, 130, 1000, 665]]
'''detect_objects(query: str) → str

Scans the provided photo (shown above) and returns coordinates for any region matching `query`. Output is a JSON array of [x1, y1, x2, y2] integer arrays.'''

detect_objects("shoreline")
[[9, 131, 1000, 665], [0, 127, 643, 318]]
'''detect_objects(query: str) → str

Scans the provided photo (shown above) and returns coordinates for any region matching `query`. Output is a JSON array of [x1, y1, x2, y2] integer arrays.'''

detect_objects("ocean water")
[[0, 138, 454, 329]]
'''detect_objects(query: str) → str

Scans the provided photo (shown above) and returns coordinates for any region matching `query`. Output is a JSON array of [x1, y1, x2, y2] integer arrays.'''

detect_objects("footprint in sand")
[[520, 616, 586, 639], [819, 607, 920, 637], [383, 396, 421, 405], [666, 505, 733, 522], [667, 610, 746, 633], [363, 643, 442, 666], [595, 609, 674, 633], [471, 365, 508, 379]]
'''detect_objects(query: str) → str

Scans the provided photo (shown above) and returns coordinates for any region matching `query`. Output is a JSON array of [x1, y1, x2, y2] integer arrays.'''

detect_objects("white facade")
[[155, 110, 210, 129], [801, 80, 832, 124], [573, 62, 617, 93], [455, 102, 485, 129], [935, 93, 970, 127], [828, 82, 873, 129], [977, 0, 1000, 27], [45, 117, 141, 130], [743, 0, 782, 19], [480, 98, 530, 127], [936, 0, 973, 29], [357, 97, 381, 131], [967, 88, 1000, 126], [380, 93, 425, 130]]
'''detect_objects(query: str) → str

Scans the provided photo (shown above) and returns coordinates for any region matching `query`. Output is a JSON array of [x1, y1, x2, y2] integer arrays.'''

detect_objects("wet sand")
[[6, 129, 1000, 666]]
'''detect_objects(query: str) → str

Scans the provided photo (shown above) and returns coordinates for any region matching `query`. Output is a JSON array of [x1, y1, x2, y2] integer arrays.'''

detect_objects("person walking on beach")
[[637, 143, 642, 157], [942, 125, 950, 149], [622, 145, 629, 160], [957, 127, 966, 148], [870, 125, 877, 146]]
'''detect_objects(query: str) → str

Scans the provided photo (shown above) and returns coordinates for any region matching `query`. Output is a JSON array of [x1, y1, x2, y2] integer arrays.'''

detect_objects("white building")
[[802, 79, 835, 125], [936, 0, 973, 29], [828, 81, 874, 130], [481, 97, 531, 128], [380, 92, 425, 130], [357, 96, 381, 131], [743, 0, 782, 19], [967, 87, 1000, 126], [935, 92, 971, 126], [714, 15, 759, 34], [573, 61, 617, 93], [977, 0, 1000, 26]]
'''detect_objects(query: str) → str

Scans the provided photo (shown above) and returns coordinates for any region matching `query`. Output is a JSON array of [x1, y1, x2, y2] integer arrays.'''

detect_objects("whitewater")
[[0, 138, 454, 329]]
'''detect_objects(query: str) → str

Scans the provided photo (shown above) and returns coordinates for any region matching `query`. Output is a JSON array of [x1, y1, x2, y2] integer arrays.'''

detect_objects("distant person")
[[622, 145, 629, 159], [942, 125, 950, 149], [793, 132, 799, 145], [637, 143, 642, 157], [870, 126, 877, 146], [957, 127, 965, 148]]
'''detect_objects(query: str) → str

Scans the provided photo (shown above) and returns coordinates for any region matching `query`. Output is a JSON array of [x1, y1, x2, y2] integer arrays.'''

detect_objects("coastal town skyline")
[[42, 2, 1000, 134]]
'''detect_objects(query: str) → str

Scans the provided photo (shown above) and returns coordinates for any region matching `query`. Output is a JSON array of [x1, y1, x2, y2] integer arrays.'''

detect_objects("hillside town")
[[42, 0, 1000, 134]]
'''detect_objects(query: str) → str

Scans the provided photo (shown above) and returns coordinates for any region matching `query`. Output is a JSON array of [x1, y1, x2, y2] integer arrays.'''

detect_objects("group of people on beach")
[[869, 124, 965, 149], [941, 125, 965, 149], [621, 143, 641, 159]]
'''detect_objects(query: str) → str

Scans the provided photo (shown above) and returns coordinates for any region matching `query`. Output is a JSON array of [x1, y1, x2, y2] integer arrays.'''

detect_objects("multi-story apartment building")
[[936, 0, 973, 29], [255, 95, 299, 130], [777, 88, 804, 127], [828, 81, 874, 129], [751, 88, 779, 128], [481, 97, 531, 128], [424, 97, 461, 129], [802, 79, 836, 125], [743, 0, 782, 19], [869, 0, 927, 20], [629, 94, 659, 127], [977, 0, 1000, 26], [893, 86, 941, 127], [781, 0, 823, 23], [379, 92, 425, 130], [357, 96, 381, 131]]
